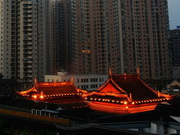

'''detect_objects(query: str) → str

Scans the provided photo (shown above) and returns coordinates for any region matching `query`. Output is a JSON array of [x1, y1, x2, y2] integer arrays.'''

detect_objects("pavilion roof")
[[98, 78, 126, 94], [37, 82, 79, 94], [95, 74, 169, 101], [18, 81, 84, 97], [111, 74, 160, 100]]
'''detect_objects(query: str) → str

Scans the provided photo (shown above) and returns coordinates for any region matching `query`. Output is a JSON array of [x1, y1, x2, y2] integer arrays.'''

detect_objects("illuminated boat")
[[83, 69, 175, 114]]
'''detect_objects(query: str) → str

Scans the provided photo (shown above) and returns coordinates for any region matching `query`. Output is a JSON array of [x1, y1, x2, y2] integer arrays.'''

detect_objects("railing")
[[0, 106, 71, 125]]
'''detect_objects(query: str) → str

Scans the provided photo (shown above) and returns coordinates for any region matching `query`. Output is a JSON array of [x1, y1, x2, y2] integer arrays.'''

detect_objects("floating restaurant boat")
[[82, 69, 175, 114]]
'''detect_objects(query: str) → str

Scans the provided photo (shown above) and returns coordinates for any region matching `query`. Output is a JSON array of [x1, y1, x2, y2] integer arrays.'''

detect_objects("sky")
[[168, 0, 180, 29]]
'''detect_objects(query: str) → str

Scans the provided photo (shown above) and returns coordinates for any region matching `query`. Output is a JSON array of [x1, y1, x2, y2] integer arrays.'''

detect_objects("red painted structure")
[[18, 72, 175, 114], [17, 79, 87, 109], [83, 73, 174, 114]]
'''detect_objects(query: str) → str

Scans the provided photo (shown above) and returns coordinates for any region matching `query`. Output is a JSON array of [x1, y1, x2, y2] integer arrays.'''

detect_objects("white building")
[[45, 72, 108, 91]]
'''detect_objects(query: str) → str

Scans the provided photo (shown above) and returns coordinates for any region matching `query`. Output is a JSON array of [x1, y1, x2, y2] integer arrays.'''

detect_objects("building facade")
[[67, 0, 171, 80], [0, 0, 172, 84], [49, 0, 68, 74], [120, 0, 171, 80], [45, 72, 108, 91], [170, 27, 180, 79], [0, 0, 50, 83], [68, 0, 123, 75]]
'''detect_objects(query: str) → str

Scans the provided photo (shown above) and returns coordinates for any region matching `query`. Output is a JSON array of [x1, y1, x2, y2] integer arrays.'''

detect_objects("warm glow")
[[124, 101, 128, 105], [132, 102, 135, 105], [32, 95, 37, 99], [82, 50, 91, 53], [40, 95, 44, 99], [126, 106, 128, 109]]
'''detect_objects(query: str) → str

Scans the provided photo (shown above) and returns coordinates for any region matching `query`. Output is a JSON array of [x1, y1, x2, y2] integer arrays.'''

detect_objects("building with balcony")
[[66, 0, 171, 80], [0, 0, 50, 85], [49, 0, 68, 74], [120, 0, 171, 79], [67, 0, 123, 75]]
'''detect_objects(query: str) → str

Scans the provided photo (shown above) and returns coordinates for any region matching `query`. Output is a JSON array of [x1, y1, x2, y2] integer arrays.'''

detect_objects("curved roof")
[[111, 74, 160, 100], [167, 80, 180, 89], [98, 78, 126, 94], [18, 81, 85, 97], [37, 82, 79, 95]]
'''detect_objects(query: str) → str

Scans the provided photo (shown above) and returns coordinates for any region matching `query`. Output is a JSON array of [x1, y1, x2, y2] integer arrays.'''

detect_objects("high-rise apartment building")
[[0, 0, 172, 83], [120, 0, 171, 79], [0, 0, 50, 83], [68, 0, 123, 75], [170, 27, 180, 79], [67, 0, 171, 80], [49, 0, 68, 74]]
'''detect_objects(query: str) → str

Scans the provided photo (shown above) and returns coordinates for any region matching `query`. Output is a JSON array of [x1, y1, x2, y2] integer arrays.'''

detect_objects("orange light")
[[132, 102, 135, 105], [33, 95, 37, 99], [124, 101, 128, 105], [126, 106, 128, 109], [40, 95, 44, 99]]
